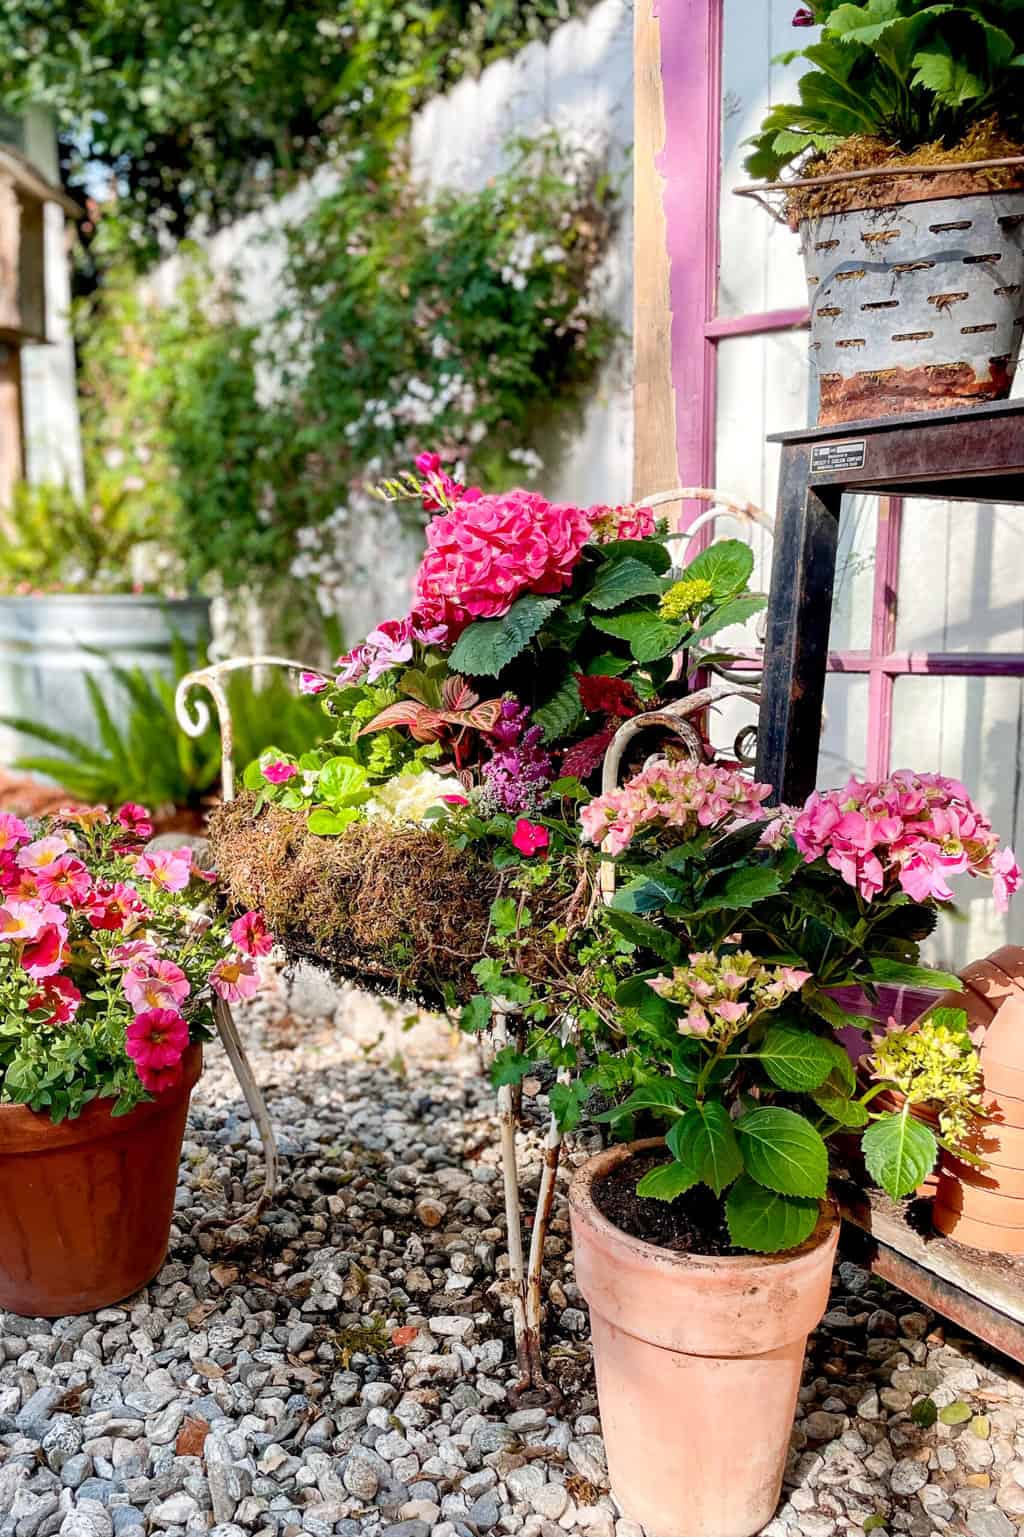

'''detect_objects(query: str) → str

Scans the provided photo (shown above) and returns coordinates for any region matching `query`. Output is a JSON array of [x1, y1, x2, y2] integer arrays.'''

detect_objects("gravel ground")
[[2, 964, 1024, 1537]]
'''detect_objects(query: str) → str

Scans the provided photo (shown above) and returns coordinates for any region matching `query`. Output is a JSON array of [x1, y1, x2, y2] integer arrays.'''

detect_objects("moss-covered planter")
[[210, 796, 585, 1005]]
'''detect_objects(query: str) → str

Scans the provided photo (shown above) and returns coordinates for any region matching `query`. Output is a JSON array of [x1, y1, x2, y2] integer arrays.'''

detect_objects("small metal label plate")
[[811, 439, 866, 473]]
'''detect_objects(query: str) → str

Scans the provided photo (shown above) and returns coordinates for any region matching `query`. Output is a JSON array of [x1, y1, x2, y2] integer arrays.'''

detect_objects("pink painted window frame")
[[664, 0, 1024, 781]]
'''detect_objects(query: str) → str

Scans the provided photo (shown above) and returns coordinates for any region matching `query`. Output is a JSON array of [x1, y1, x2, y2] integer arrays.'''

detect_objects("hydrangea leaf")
[[533, 672, 584, 742], [759, 1027, 836, 1093], [636, 1160, 699, 1202], [726, 1176, 819, 1253], [593, 1076, 694, 1123], [682, 538, 754, 599], [586, 557, 665, 611], [736, 1106, 829, 1198], [690, 591, 767, 646], [591, 610, 686, 663], [448, 595, 560, 678], [667, 1103, 743, 1196], [861, 1110, 938, 1200]]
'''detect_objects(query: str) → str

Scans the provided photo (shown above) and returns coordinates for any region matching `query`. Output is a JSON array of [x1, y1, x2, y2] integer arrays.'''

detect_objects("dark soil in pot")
[[592, 1149, 742, 1256]]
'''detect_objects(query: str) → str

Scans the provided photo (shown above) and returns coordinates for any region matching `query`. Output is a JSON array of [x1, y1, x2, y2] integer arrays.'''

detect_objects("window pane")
[[818, 673, 868, 786], [890, 674, 1024, 966], [895, 500, 1024, 653]]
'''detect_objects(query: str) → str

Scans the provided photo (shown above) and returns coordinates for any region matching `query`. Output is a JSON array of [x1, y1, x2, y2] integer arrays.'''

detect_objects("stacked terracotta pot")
[[931, 947, 1024, 1255]]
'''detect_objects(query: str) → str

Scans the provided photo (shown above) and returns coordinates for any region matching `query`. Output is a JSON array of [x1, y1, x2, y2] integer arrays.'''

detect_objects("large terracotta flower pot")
[[569, 1141, 839, 1537], [935, 990, 1024, 1256], [0, 1046, 201, 1316]]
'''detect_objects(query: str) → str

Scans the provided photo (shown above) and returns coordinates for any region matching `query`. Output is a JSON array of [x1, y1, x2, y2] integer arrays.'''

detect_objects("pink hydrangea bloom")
[[134, 848, 194, 892], [412, 490, 594, 638], [262, 760, 298, 785], [580, 759, 772, 855], [587, 503, 657, 543], [299, 671, 329, 695], [28, 974, 82, 1027], [993, 847, 1022, 913], [123, 959, 191, 1013], [230, 910, 274, 958], [210, 953, 260, 1002], [126, 1008, 189, 1072]]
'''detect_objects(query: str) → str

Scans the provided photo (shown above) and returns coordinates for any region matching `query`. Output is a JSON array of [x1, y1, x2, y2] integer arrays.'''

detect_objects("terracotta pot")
[[569, 1141, 839, 1537], [0, 1046, 201, 1316], [935, 984, 1024, 1256]]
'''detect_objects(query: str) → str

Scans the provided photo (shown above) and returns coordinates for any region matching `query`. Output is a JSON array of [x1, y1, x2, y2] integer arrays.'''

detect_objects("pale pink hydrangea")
[[412, 489, 595, 638], [791, 770, 1019, 910], [587, 503, 657, 543], [648, 950, 810, 1040], [579, 759, 773, 855]]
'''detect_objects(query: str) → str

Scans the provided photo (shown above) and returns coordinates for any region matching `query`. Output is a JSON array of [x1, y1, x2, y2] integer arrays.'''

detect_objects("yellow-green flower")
[[659, 576, 714, 623]]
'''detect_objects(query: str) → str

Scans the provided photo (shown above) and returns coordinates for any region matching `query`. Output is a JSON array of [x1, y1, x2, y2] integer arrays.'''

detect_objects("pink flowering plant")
[[533, 760, 1021, 1254], [0, 806, 272, 1122], [247, 454, 767, 836]]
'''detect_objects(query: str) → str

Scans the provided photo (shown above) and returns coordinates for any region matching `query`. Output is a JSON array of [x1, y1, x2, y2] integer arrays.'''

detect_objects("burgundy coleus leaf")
[[561, 725, 616, 780]]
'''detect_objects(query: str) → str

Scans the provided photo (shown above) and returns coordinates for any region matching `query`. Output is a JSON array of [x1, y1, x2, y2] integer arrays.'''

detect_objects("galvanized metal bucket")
[[0, 595, 210, 775], [801, 187, 1024, 424]]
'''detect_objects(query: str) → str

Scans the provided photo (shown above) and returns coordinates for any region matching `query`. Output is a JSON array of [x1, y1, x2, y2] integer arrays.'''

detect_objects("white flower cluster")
[[365, 770, 460, 824]]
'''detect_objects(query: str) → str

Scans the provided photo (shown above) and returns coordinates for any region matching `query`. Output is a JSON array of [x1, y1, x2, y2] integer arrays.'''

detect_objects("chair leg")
[[213, 997, 279, 1211]]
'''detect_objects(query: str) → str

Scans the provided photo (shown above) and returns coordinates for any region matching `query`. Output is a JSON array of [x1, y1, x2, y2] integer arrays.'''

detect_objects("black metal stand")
[[754, 398, 1024, 804]]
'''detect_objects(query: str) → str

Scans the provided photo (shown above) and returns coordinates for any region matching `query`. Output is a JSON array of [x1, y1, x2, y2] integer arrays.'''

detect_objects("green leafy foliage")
[[745, 1, 1024, 179], [636, 1161, 700, 1201], [667, 1103, 744, 1196], [449, 596, 560, 677], [736, 1107, 830, 1199], [759, 1026, 837, 1092], [862, 1110, 939, 1199], [726, 1177, 820, 1253]]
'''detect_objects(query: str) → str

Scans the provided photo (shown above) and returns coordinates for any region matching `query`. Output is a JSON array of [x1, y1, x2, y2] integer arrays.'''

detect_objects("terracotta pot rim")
[[0, 1045, 203, 1155], [569, 1138, 838, 1274]]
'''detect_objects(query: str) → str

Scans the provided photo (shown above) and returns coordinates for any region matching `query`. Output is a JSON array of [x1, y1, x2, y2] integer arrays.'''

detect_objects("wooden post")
[[0, 340, 24, 510]]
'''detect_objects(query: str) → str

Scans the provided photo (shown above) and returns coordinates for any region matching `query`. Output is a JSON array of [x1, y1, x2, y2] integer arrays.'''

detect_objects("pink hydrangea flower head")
[[587, 503, 657, 543], [230, 910, 274, 958], [580, 759, 773, 854], [28, 974, 82, 1027], [512, 819, 550, 858], [134, 848, 194, 893], [210, 953, 260, 1002], [116, 803, 154, 841], [262, 760, 298, 785], [35, 855, 92, 907], [413, 489, 594, 638], [123, 959, 191, 1013], [299, 671, 328, 695], [126, 1008, 189, 1071]]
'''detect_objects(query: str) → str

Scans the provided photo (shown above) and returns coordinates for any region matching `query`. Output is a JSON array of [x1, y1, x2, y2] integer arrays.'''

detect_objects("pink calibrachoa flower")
[[57, 805, 110, 830], [0, 899, 46, 941], [126, 1008, 189, 1071], [580, 759, 773, 855], [21, 904, 70, 980], [85, 880, 150, 932], [116, 803, 154, 841], [262, 760, 298, 785], [412, 489, 595, 638], [17, 834, 74, 871], [0, 813, 30, 852], [108, 938, 160, 969], [35, 855, 92, 906], [229, 910, 274, 958], [28, 974, 82, 1027], [512, 819, 550, 858], [134, 847, 193, 893], [136, 1060, 185, 1094], [123, 959, 191, 1013], [209, 953, 260, 1002], [299, 671, 329, 695]]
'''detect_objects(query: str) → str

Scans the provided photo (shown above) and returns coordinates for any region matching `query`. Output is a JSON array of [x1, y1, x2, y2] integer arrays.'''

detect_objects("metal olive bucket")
[[0, 595, 210, 777], [800, 186, 1024, 424]]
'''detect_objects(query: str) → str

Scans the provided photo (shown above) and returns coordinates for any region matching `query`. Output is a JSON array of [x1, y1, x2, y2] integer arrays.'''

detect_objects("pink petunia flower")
[[123, 959, 191, 1013], [135, 1059, 185, 1094], [0, 899, 46, 941], [0, 813, 30, 852], [229, 910, 274, 958], [35, 855, 92, 906], [116, 803, 154, 840], [17, 834, 74, 871], [108, 938, 160, 969], [262, 760, 298, 785], [21, 904, 69, 979], [209, 953, 260, 1002], [126, 1008, 189, 1070], [28, 974, 82, 1027], [134, 847, 193, 892], [512, 819, 550, 858], [299, 671, 329, 695], [84, 880, 150, 932]]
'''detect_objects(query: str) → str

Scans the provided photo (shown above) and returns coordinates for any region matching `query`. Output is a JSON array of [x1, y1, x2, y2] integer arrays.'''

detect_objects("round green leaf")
[[725, 1176, 819, 1254], [759, 1026, 836, 1092], [736, 1106, 829, 1199], [667, 1103, 743, 1197], [636, 1161, 699, 1202], [861, 1111, 938, 1201]]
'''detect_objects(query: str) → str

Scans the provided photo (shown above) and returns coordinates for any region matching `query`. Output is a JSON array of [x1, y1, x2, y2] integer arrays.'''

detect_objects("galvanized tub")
[[0, 595, 210, 775], [801, 186, 1024, 424]]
